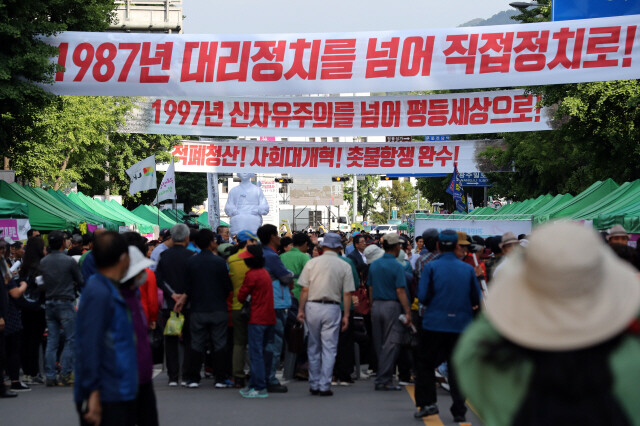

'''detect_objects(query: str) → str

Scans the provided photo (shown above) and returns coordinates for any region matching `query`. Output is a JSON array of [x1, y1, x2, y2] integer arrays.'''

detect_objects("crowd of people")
[[1, 220, 639, 425]]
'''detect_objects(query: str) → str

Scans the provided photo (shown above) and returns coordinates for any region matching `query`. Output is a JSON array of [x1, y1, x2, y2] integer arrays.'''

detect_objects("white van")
[[373, 224, 398, 235]]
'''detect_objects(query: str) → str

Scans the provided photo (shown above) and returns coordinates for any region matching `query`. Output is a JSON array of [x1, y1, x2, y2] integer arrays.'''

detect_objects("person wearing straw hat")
[[492, 232, 520, 280], [453, 221, 640, 426], [608, 224, 630, 246], [413, 230, 481, 421]]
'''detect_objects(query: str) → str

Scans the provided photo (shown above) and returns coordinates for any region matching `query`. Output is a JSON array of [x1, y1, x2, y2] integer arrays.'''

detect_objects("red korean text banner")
[[163, 140, 482, 175], [42, 15, 639, 97], [120, 90, 549, 136]]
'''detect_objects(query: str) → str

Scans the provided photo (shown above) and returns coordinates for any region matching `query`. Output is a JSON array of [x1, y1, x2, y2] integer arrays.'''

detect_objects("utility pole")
[[352, 174, 357, 225]]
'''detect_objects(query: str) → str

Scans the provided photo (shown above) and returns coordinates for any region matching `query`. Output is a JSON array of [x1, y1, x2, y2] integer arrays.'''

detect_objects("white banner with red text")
[[120, 90, 550, 136], [41, 15, 639, 96], [160, 140, 485, 175]]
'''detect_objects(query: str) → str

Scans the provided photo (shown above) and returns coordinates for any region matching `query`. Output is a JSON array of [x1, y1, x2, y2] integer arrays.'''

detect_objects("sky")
[[182, 0, 513, 34]]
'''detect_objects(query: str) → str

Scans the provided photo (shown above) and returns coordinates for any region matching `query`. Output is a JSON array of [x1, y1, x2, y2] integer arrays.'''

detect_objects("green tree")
[[1, 0, 118, 155], [11, 96, 134, 190], [371, 180, 427, 223], [478, 0, 640, 200], [343, 175, 383, 221], [11, 96, 186, 208], [174, 173, 208, 213]]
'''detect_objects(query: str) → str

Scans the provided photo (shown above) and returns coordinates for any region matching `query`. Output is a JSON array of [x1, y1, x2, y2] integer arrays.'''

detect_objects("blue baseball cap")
[[438, 230, 458, 246], [237, 230, 258, 243]]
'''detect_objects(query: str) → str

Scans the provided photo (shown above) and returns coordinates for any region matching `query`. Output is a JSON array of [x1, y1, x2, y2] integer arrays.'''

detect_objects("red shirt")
[[139, 268, 159, 323], [237, 268, 275, 325]]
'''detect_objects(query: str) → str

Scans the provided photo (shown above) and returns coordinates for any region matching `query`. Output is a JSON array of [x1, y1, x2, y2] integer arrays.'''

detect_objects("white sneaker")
[[168, 381, 178, 387], [187, 382, 200, 388], [180, 381, 188, 387]]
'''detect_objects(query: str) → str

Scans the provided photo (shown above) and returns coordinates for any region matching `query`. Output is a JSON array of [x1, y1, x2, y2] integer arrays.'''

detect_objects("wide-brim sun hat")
[[486, 221, 640, 351], [121, 246, 156, 283], [364, 245, 384, 263]]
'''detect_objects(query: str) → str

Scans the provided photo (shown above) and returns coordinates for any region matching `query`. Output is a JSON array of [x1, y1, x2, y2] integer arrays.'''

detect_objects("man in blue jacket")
[[74, 231, 137, 426], [414, 230, 481, 422]]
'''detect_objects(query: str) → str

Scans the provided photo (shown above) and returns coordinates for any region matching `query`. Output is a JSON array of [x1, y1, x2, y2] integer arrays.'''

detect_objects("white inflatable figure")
[[224, 173, 269, 235]]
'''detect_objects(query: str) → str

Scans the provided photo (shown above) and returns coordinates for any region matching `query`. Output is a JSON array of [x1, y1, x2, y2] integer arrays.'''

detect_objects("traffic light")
[[332, 176, 349, 182], [380, 176, 398, 181], [275, 178, 293, 183]]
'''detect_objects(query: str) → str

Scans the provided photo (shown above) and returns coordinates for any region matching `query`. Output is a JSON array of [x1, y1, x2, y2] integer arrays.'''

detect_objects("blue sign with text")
[[425, 135, 451, 141], [553, 0, 640, 21], [458, 172, 492, 187]]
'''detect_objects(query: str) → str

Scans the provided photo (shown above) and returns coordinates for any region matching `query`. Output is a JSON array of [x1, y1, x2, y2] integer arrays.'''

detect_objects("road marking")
[[405, 385, 444, 426]]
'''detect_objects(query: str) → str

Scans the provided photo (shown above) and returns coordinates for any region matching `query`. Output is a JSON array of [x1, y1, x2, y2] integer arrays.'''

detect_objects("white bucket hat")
[[486, 221, 640, 351], [121, 246, 156, 283]]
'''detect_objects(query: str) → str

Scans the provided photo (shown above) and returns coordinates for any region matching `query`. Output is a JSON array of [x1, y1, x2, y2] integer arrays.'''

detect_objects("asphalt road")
[[1, 371, 483, 425]]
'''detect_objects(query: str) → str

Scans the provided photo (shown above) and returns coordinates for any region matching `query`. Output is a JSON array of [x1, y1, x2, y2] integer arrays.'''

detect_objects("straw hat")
[[499, 232, 518, 248], [486, 221, 640, 351], [608, 224, 628, 239]]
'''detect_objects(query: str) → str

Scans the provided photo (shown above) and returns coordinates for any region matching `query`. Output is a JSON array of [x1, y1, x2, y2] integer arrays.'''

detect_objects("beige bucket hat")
[[486, 221, 640, 351]]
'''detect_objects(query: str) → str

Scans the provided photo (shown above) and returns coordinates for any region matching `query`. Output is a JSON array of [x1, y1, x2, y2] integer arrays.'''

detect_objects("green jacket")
[[453, 314, 640, 426], [280, 248, 310, 299]]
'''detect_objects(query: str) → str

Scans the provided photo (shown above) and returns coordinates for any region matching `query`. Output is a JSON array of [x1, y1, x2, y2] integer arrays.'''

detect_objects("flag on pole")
[[126, 155, 157, 195], [446, 163, 467, 213], [153, 157, 176, 205]]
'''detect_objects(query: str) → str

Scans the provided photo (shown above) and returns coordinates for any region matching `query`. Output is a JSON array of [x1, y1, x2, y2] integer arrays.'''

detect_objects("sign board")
[[458, 172, 492, 187], [414, 217, 532, 238], [289, 176, 344, 206], [258, 176, 280, 227], [0, 219, 30, 241], [164, 140, 487, 175], [553, 0, 640, 21], [425, 135, 451, 141], [41, 16, 640, 96], [119, 90, 550, 137], [386, 136, 412, 142]]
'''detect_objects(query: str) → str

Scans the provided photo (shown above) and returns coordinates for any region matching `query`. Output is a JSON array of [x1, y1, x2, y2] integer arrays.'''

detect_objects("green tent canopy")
[[106, 200, 157, 234], [132, 205, 178, 230], [534, 179, 620, 225], [68, 193, 156, 234], [197, 213, 228, 229], [0, 181, 80, 230], [0, 196, 29, 218], [47, 189, 120, 231]]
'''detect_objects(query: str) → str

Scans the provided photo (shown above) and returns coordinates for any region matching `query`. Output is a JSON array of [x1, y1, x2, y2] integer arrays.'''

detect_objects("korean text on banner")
[[0, 219, 30, 241], [126, 155, 157, 195], [41, 15, 640, 97], [119, 90, 550, 137], [154, 157, 176, 204], [414, 218, 533, 239], [162, 140, 483, 175]]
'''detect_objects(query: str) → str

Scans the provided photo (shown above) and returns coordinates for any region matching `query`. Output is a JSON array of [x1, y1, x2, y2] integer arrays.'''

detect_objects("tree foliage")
[[0, 0, 118, 154], [11, 96, 185, 207], [174, 173, 209, 212], [343, 175, 383, 220], [371, 180, 427, 224], [479, 0, 640, 200]]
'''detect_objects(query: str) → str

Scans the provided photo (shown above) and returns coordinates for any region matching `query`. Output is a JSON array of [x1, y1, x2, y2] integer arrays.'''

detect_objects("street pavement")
[[1, 371, 483, 425]]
